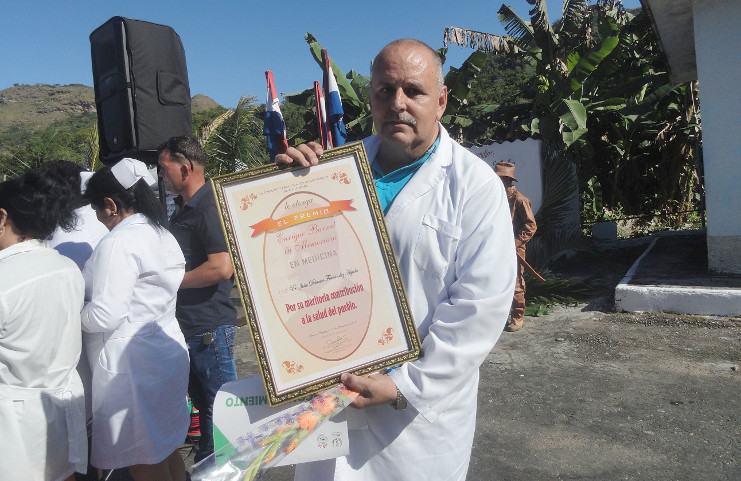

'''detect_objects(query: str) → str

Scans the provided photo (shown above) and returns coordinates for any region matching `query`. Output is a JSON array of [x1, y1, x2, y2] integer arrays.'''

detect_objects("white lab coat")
[[296, 126, 517, 480], [49, 203, 109, 421], [0, 240, 87, 481], [48, 204, 109, 270], [81, 214, 190, 469]]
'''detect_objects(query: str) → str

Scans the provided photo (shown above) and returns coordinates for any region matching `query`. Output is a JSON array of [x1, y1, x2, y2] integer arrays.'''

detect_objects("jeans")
[[187, 324, 238, 463]]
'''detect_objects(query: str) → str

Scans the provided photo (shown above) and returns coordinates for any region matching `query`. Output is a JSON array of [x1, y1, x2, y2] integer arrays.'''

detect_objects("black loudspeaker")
[[90, 17, 193, 165]]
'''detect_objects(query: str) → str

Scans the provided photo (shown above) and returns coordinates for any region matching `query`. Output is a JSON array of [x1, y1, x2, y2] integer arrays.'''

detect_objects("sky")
[[1, 0, 642, 108]]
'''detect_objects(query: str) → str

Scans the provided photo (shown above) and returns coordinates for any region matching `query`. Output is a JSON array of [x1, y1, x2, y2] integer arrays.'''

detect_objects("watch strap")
[[391, 386, 407, 410]]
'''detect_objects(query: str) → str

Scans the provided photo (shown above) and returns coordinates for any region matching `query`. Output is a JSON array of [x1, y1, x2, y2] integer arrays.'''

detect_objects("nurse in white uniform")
[[44, 161, 110, 425], [81, 158, 189, 481], [0, 171, 87, 481]]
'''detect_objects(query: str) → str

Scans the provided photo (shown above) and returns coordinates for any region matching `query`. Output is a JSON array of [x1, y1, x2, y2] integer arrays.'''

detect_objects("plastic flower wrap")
[[191, 384, 357, 481]]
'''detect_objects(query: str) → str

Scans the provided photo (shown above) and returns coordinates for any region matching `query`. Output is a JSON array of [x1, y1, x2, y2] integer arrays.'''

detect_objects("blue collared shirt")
[[372, 136, 441, 213]]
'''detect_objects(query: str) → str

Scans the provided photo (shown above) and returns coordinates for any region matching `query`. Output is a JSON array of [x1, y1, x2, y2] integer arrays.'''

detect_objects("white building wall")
[[694, 0, 741, 273], [468, 139, 543, 214]]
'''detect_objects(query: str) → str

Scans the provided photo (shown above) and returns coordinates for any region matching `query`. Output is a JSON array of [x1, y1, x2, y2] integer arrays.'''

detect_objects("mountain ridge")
[[0, 83, 221, 135]]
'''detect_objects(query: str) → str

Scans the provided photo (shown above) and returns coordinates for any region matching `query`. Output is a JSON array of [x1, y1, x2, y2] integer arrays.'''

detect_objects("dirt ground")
[[109, 235, 741, 480]]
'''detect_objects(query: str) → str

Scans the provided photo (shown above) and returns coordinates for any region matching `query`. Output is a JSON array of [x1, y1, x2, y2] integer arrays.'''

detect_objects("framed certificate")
[[212, 141, 421, 406]]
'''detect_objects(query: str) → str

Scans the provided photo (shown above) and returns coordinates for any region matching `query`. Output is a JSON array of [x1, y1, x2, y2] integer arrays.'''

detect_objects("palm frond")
[[526, 270, 593, 300], [84, 124, 99, 171], [528, 0, 559, 60], [527, 141, 583, 268], [523, 268, 593, 316], [497, 5, 537, 51], [199, 109, 234, 146], [559, 0, 589, 48], [203, 96, 267, 176], [562, 0, 589, 29]]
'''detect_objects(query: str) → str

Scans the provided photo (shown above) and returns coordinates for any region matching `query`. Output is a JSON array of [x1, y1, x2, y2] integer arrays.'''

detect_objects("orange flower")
[[311, 395, 337, 415], [338, 385, 356, 397], [297, 411, 320, 432], [284, 439, 299, 454]]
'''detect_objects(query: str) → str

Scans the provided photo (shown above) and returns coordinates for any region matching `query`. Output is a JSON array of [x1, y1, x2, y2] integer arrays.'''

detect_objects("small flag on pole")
[[321, 49, 347, 148], [314, 81, 329, 150], [264, 70, 288, 160]]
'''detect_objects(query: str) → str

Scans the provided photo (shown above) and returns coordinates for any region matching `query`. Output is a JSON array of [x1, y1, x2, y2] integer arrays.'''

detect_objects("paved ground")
[[110, 234, 741, 480], [239, 310, 740, 481], [471, 308, 740, 480], [627, 232, 741, 288]]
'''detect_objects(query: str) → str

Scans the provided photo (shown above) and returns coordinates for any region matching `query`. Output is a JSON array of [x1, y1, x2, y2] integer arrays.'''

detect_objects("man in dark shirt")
[[158, 135, 238, 462]]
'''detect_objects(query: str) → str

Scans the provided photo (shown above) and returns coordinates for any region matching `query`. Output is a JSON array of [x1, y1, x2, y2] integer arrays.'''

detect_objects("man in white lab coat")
[[278, 38, 517, 480]]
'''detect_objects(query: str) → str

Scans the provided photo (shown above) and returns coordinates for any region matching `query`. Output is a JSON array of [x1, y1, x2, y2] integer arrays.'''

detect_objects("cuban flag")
[[322, 49, 347, 148], [314, 81, 329, 149], [263, 70, 288, 160]]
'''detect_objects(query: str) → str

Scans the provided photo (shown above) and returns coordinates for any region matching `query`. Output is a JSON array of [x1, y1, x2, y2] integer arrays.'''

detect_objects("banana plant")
[[287, 33, 489, 145], [441, 49, 490, 141], [281, 33, 374, 145]]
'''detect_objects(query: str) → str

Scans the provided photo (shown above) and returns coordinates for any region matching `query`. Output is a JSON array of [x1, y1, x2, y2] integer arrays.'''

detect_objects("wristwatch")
[[390, 387, 407, 410]]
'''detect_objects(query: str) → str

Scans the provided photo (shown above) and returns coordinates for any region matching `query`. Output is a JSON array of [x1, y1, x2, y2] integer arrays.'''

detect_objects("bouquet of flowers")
[[191, 384, 358, 481]]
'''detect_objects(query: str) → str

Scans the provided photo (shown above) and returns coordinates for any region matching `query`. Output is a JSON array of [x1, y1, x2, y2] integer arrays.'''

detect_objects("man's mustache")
[[383, 113, 416, 126]]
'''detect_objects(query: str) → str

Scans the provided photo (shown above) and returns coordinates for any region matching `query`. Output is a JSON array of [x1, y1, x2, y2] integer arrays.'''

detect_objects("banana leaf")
[[566, 19, 620, 94], [304, 33, 363, 110]]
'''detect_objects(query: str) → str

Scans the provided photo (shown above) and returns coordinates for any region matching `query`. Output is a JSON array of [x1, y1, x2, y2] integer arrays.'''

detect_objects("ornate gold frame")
[[212, 142, 421, 406]]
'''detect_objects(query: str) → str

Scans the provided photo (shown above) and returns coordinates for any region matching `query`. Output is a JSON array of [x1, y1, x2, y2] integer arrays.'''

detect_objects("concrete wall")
[[694, 0, 741, 274]]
